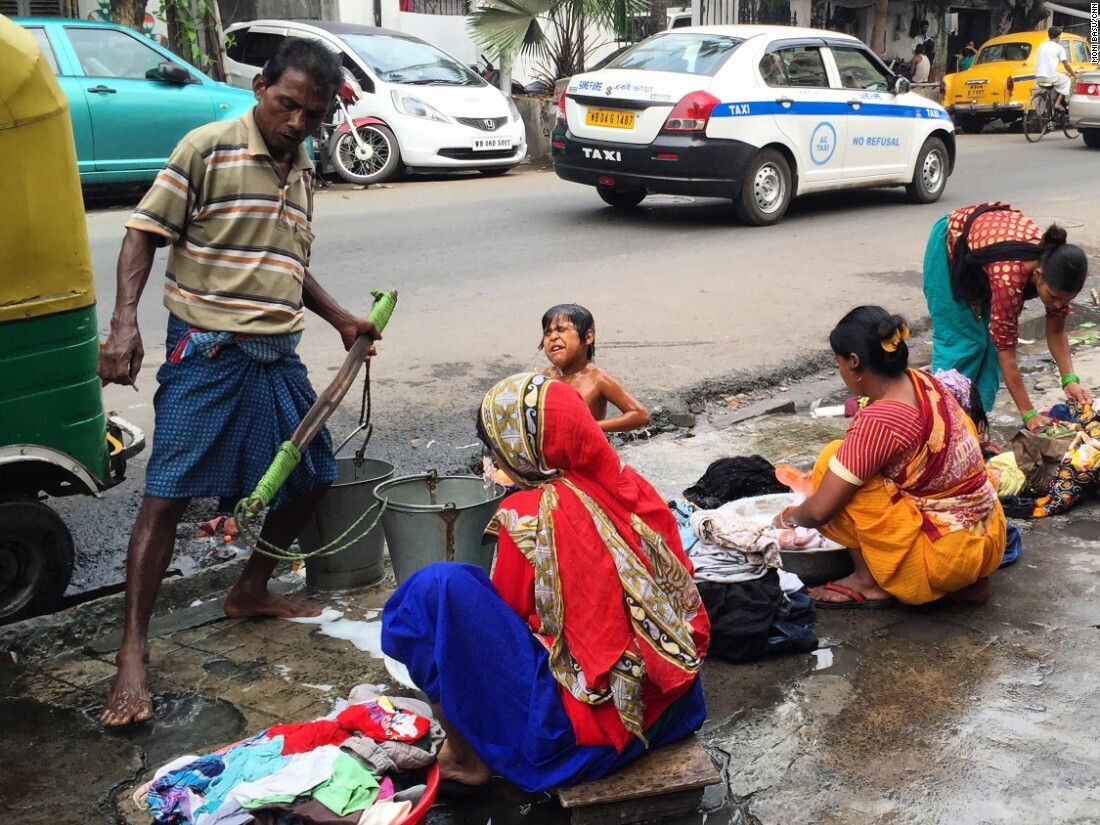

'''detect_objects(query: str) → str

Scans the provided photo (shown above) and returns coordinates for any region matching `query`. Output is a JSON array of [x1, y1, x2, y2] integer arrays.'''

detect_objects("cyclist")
[[1035, 26, 1077, 115]]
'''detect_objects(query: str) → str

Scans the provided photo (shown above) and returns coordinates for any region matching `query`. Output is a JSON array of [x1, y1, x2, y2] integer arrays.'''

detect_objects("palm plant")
[[468, 0, 647, 91]]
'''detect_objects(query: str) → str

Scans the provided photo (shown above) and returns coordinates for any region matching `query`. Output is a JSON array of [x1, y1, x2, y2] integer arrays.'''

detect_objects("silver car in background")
[[1069, 70, 1100, 147]]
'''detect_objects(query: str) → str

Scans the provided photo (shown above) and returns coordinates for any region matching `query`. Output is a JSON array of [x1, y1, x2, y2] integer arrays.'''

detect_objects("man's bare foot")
[[101, 649, 154, 727], [437, 740, 492, 786], [809, 573, 891, 605], [223, 587, 322, 619], [945, 577, 990, 604]]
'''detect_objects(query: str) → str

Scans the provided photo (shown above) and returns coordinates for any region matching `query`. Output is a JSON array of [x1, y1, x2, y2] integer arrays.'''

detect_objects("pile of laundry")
[[672, 456, 821, 665], [999, 399, 1100, 519], [134, 687, 441, 825]]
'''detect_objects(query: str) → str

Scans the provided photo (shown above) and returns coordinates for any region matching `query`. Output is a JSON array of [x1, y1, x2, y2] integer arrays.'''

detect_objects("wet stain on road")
[[0, 697, 143, 824]]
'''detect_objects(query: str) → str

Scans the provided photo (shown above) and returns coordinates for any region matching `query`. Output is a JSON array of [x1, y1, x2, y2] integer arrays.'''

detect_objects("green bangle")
[[1022, 409, 1038, 424], [1060, 373, 1080, 388]]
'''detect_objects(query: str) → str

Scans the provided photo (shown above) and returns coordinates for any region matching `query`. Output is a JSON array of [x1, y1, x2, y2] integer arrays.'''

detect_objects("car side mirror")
[[893, 76, 911, 95], [147, 60, 195, 85]]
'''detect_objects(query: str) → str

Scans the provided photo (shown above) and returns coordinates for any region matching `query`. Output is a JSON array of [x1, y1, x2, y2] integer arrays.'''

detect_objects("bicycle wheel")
[[1062, 107, 1080, 139], [1023, 94, 1048, 142]]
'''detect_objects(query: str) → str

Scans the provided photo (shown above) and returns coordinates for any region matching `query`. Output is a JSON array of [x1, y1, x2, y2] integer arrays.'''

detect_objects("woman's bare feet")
[[437, 740, 492, 787], [223, 586, 322, 619], [101, 646, 154, 727], [809, 572, 892, 605]]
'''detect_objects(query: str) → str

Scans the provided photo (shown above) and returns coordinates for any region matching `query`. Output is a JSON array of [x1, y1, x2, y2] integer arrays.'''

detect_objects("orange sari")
[[814, 370, 1006, 604]]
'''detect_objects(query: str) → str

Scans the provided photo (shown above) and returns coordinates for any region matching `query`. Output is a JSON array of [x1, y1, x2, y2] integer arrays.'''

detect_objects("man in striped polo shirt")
[[96, 38, 380, 727]]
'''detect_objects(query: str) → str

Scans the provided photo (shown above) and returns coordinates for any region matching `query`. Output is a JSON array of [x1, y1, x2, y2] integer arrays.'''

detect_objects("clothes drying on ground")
[[135, 693, 438, 825], [682, 455, 787, 510], [696, 571, 818, 664], [1019, 399, 1100, 517], [986, 452, 1027, 497], [383, 374, 709, 793], [811, 369, 1005, 605]]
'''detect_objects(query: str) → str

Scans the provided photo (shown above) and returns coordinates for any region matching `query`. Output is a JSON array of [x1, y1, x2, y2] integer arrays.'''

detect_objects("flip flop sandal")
[[813, 581, 895, 611]]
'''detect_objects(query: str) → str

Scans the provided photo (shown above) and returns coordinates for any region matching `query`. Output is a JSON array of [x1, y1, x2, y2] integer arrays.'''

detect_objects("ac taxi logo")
[[810, 121, 837, 165]]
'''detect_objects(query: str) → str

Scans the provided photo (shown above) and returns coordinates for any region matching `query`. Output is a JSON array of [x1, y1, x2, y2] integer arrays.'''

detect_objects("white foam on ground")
[[317, 618, 384, 657], [812, 648, 834, 670], [384, 655, 418, 690], [286, 607, 344, 625], [301, 683, 333, 692]]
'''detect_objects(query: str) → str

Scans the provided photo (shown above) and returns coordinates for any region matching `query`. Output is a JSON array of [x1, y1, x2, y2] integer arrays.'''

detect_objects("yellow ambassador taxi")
[[942, 29, 1097, 133]]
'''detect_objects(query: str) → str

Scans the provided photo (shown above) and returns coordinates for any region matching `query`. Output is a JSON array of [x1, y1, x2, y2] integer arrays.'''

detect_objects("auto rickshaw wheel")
[[0, 500, 75, 623]]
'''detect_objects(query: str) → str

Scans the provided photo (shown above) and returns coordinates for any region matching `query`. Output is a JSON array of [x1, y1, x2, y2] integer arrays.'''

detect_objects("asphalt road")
[[62, 132, 1100, 593]]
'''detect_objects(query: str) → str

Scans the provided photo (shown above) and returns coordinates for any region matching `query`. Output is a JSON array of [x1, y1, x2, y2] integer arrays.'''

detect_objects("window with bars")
[[400, 0, 468, 15], [0, 0, 63, 15]]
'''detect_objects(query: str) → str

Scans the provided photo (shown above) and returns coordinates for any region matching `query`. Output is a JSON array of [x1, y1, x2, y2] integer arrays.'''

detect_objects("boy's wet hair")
[[540, 304, 596, 361]]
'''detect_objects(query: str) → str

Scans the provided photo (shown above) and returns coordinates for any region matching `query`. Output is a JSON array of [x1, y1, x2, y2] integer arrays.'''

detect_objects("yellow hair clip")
[[881, 324, 910, 353]]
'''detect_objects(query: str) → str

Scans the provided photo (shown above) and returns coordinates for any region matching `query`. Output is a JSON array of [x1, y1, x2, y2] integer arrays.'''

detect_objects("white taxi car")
[[552, 25, 956, 225]]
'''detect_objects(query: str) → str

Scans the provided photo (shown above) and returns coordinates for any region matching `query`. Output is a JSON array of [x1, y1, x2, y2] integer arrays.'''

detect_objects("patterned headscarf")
[[479, 374, 708, 746]]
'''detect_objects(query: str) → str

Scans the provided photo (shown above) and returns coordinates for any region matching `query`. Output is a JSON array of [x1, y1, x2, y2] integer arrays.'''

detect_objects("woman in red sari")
[[774, 307, 1006, 609], [382, 373, 709, 792]]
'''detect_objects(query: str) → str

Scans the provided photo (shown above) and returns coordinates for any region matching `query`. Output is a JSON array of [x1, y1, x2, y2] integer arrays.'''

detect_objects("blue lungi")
[[144, 315, 337, 509], [381, 563, 707, 793]]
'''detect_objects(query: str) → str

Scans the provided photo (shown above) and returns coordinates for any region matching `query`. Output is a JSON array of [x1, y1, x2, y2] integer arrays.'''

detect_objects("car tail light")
[[557, 91, 567, 123], [1075, 81, 1100, 96], [662, 91, 721, 133], [1006, 76, 1014, 96]]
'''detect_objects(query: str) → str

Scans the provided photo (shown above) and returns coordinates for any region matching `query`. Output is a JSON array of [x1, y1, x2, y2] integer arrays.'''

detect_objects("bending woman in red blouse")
[[382, 373, 709, 792], [923, 202, 1090, 429], [774, 307, 1006, 609]]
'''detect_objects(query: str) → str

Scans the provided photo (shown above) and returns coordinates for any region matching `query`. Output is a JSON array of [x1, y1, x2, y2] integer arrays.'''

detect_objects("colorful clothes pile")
[[133, 689, 441, 825]]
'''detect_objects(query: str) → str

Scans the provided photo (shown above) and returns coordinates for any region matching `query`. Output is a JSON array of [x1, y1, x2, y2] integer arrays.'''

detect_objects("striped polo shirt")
[[127, 110, 315, 335]]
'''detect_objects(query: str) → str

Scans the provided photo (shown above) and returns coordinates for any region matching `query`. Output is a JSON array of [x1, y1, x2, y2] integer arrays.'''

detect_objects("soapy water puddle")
[[808, 644, 861, 678], [91, 691, 246, 767]]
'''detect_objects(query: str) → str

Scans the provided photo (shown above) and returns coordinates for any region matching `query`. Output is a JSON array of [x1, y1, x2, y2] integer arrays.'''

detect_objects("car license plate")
[[473, 137, 512, 151], [585, 108, 635, 129]]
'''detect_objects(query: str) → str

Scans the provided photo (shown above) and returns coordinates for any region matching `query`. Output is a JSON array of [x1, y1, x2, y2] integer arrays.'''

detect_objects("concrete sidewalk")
[[2, 370, 1099, 825]]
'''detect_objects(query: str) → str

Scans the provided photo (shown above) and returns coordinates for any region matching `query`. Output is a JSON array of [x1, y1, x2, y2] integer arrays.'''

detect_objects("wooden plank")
[[558, 735, 720, 809], [569, 789, 705, 825]]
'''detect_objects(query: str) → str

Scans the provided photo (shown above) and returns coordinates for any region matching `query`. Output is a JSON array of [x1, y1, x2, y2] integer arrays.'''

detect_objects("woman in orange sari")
[[774, 306, 1006, 608]]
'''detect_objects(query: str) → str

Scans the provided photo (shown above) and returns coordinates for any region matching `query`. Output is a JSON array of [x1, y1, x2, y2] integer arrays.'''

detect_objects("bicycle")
[[1023, 80, 1080, 142]]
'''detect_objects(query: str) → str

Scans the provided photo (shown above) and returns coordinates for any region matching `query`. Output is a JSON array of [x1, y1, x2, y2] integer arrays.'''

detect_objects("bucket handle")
[[438, 502, 459, 562], [334, 361, 374, 464]]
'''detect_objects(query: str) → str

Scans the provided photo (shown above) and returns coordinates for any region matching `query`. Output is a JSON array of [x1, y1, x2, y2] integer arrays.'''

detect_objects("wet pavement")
[[2, 317, 1100, 825]]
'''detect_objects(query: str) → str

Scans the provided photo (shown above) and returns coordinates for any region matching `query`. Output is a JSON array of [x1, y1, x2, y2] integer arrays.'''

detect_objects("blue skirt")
[[144, 315, 337, 509], [381, 563, 707, 793]]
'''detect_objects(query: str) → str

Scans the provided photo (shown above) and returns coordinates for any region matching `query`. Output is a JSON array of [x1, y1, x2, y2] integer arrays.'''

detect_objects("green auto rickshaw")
[[0, 15, 143, 622]]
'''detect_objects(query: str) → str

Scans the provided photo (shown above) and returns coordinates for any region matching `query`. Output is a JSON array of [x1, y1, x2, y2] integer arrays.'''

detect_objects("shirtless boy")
[[539, 304, 650, 433]]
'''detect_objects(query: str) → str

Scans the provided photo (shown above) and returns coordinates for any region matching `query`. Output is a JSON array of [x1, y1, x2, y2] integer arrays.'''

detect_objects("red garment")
[[945, 202, 1065, 351], [488, 378, 709, 751], [265, 720, 350, 755], [267, 701, 431, 755], [336, 702, 429, 743]]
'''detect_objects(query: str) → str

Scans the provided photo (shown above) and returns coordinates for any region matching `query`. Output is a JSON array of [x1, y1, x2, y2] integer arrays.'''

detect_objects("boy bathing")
[[539, 304, 650, 433]]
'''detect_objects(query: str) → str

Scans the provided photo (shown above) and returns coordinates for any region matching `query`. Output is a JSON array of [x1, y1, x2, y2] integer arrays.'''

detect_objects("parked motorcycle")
[[317, 75, 402, 186]]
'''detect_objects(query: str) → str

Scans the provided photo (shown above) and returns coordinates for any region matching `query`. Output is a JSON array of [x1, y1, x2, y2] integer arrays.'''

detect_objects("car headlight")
[[391, 91, 450, 123], [506, 94, 521, 122]]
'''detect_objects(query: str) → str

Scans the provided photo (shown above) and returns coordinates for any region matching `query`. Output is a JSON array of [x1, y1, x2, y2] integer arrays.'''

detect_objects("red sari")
[[481, 373, 710, 751]]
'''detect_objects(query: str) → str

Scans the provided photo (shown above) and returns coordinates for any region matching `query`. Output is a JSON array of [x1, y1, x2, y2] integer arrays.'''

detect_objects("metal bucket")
[[375, 471, 506, 585], [300, 457, 395, 591]]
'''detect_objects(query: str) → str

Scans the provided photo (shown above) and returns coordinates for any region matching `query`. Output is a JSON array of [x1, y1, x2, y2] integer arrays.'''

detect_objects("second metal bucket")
[[300, 457, 395, 591], [374, 471, 505, 585]]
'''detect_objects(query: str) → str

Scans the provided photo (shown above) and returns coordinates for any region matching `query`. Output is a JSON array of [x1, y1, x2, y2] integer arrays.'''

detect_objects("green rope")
[[233, 495, 388, 561], [250, 441, 301, 510], [369, 289, 397, 332]]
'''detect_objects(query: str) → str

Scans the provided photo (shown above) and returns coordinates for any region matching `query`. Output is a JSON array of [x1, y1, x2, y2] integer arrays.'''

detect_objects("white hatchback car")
[[552, 25, 955, 225], [224, 20, 527, 182]]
